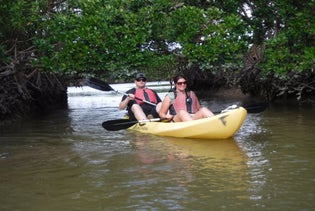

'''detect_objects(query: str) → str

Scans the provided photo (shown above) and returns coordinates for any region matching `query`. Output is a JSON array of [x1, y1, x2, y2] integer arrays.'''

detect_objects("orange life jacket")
[[169, 90, 199, 114], [134, 88, 159, 105]]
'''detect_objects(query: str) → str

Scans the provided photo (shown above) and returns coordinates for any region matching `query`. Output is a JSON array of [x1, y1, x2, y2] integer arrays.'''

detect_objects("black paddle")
[[241, 102, 268, 113], [85, 77, 156, 106], [102, 118, 162, 131], [221, 103, 268, 114], [86, 77, 268, 113], [102, 103, 268, 131], [85, 77, 115, 92]]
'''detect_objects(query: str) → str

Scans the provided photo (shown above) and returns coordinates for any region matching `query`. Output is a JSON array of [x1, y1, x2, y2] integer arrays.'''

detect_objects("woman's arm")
[[158, 95, 173, 120], [191, 91, 201, 110]]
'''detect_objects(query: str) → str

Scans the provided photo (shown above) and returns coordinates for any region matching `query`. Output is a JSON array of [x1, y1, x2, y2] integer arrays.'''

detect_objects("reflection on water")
[[131, 136, 250, 193], [0, 84, 315, 210]]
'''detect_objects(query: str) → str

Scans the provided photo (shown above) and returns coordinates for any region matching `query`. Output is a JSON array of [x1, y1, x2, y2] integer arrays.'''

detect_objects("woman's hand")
[[163, 114, 174, 121]]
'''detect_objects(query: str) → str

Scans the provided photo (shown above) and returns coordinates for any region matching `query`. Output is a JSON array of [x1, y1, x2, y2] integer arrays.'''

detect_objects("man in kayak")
[[119, 73, 162, 121], [159, 74, 214, 122]]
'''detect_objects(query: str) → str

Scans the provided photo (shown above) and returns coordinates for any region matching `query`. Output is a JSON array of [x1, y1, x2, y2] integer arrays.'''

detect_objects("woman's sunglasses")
[[136, 78, 147, 82], [176, 81, 187, 85]]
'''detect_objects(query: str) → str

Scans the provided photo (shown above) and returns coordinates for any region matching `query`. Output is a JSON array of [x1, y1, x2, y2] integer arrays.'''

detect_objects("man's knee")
[[131, 104, 142, 112]]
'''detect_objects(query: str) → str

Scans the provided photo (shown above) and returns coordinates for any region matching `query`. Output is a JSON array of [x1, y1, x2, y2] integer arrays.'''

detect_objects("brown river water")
[[1, 83, 315, 210]]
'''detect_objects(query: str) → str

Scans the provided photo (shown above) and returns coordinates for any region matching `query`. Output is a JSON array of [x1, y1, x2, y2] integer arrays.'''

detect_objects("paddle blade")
[[243, 102, 268, 113], [86, 77, 115, 92], [102, 119, 137, 131]]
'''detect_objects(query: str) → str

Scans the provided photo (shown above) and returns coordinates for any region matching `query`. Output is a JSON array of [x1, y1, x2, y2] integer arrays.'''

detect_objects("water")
[[1, 83, 315, 210]]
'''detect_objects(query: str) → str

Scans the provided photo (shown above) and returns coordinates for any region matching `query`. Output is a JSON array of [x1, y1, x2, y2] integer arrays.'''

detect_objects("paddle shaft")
[[102, 118, 162, 131], [118, 91, 157, 106], [86, 77, 157, 106]]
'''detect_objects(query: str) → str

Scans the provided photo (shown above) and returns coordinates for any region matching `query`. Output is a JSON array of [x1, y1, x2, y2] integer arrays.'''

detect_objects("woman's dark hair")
[[171, 74, 190, 93], [173, 74, 187, 84]]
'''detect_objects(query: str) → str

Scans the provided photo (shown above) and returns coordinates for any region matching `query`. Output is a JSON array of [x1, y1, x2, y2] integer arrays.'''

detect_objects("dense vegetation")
[[1, 0, 314, 117]]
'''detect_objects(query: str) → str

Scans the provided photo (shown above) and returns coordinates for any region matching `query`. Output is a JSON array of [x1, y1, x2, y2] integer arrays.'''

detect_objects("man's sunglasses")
[[176, 81, 187, 85], [136, 78, 147, 82]]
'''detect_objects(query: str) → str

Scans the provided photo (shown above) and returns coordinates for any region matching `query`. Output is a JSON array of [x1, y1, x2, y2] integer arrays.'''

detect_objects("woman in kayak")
[[159, 74, 214, 122], [119, 72, 162, 121]]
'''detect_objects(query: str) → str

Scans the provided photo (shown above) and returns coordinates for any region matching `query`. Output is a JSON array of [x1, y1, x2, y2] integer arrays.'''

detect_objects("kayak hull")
[[128, 107, 247, 139]]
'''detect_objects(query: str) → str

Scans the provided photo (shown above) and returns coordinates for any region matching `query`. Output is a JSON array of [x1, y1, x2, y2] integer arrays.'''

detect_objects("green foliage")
[[29, 0, 252, 79], [259, 0, 315, 76], [1, 0, 314, 82], [0, 0, 41, 66], [33, 0, 156, 77]]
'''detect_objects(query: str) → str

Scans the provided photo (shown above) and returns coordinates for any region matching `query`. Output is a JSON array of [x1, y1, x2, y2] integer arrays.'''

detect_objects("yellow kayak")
[[128, 107, 247, 139]]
